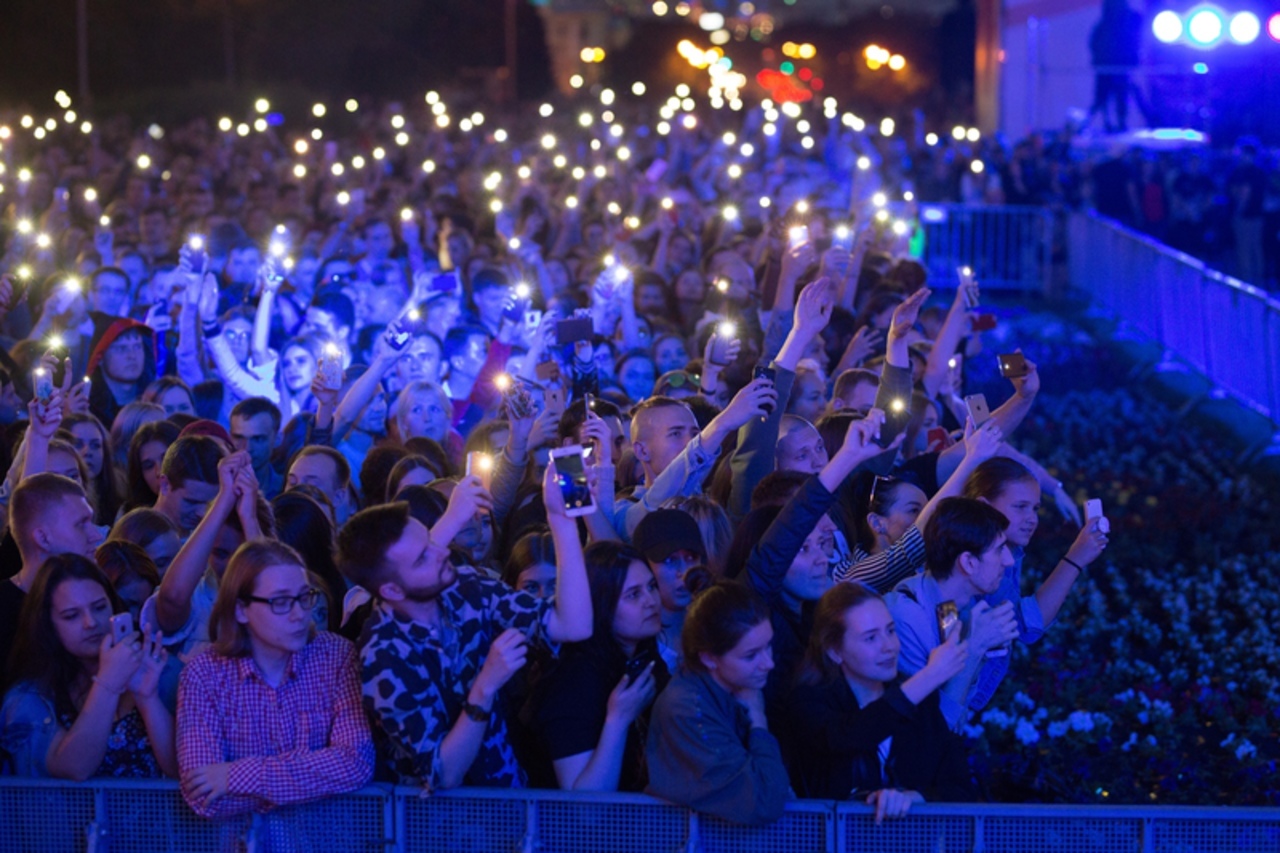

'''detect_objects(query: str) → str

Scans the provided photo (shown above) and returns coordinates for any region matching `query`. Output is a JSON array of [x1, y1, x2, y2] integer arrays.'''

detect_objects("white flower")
[[1235, 740, 1257, 760], [981, 708, 1015, 729], [1120, 732, 1138, 752], [1015, 719, 1041, 745], [1014, 692, 1036, 710], [1048, 721, 1069, 738], [1220, 733, 1237, 748]]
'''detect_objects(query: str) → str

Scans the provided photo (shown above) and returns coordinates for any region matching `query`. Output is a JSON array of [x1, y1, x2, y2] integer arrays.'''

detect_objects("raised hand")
[[718, 377, 779, 429], [793, 277, 836, 337], [961, 417, 1003, 465], [889, 287, 931, 343]]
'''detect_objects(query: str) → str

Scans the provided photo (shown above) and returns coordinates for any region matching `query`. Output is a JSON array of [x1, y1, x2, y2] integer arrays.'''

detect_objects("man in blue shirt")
[[885, 498, 1025, 730]]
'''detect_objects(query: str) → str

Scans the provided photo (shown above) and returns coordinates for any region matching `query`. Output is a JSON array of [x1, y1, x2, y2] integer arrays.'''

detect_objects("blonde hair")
[[209, 539, 311, 657]]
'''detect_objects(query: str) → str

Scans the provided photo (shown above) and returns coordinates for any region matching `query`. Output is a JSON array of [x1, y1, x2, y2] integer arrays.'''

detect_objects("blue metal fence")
[[3, 779, 1278, 853], [1068, 211, 1280, 424], [918, 204, 1053, 294]]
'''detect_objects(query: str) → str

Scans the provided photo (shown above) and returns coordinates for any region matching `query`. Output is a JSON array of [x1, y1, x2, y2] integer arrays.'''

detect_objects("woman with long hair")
[[0, 554, 174, 779], [122, 420, 180, 514], [528, 542, 668, 792], [62, 413, 122, 524], [176, 540, 373, 818], [107, 401, 166, 496], [109, 508, 183, 576], [270, 491, 344, 631], [788, 583, 973, 814]]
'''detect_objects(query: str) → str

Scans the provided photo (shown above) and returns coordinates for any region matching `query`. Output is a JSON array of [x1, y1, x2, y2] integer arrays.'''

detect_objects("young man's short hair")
[[833, 368, 879, 404], [923, 497, 1010, 581], [629, 396, 692, 443], [11, 474, 87, 547], [290, 445, 352, 491], [230, 396, 282, 433], [336, 502, 413, 591], [442, 325, 491, 361], [160, 435, 225, 489], [310, 290, 356, 332]]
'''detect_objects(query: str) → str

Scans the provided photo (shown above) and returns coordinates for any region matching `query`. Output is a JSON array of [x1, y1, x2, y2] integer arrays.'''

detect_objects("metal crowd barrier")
[[1068, 211, 1280, 424], [3, 778, 1279, 853], [917, 204, 1053, 295]]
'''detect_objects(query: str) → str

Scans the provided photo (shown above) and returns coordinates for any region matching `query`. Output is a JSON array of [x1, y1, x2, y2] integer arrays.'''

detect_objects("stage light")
[[1228, 12, 1260, 44], [1270, 13, 1280, 42], [1152, 11, 1183, 43], [1187, 8, 1223, 46]]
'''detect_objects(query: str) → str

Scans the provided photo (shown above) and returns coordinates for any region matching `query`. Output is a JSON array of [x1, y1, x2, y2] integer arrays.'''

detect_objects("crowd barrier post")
[[918, 204, 1053, 295], [5, 779, 1280, 852], [1068, 210, 1280, 429]]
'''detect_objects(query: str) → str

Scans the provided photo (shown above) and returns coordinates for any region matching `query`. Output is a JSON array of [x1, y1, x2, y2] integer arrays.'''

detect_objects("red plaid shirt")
[[176, 631, 374, 819]]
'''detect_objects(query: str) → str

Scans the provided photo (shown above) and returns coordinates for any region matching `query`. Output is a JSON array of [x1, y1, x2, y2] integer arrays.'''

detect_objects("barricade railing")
[[917, 204, 1053, 295], [1069, 210, 1280, 425], [3, 778, 1279, 853]]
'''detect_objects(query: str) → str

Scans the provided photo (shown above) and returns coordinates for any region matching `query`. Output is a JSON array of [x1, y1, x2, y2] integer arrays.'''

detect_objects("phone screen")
[[555, 318, 594, 347], [426, 272, 455, 294], [555, 449, 593, 513]]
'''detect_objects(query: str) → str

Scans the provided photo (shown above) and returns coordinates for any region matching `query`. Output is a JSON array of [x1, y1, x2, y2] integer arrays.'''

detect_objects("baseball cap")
[[632, 509, 705, 565]]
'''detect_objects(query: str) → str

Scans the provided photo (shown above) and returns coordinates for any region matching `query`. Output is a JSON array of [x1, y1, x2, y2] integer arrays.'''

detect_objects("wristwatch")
[[462, 700, 491, 723]]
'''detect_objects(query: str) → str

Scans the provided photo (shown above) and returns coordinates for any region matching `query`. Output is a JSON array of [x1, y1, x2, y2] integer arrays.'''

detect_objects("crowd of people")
[[0, 86, 1119, 827]]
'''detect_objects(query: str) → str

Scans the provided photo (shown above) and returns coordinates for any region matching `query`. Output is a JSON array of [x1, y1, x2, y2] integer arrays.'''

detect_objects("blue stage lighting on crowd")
[[1187, 7, 1224, 45], [1228, 11, 1260, 43], [1153, 10, 1184, 43]]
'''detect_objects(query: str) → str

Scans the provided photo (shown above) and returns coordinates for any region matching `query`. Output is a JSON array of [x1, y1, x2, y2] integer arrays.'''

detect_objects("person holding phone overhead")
[[0, 554, 174, 779], [338, 462, 592, 789]]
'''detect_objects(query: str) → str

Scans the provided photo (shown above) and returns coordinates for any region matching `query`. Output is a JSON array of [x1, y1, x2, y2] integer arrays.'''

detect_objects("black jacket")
[[786, 677, 977, 802]]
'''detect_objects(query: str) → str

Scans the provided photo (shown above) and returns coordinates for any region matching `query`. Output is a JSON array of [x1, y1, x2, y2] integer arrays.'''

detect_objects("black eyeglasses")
[[244, 588, 321, 615]]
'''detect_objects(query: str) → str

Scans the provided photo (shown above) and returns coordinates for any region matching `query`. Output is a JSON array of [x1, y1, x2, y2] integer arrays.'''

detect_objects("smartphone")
[[550, 445, 596, 517], [1084, 498, 1111, 534], [997, 352, 1028, 380], [545, 381, 566, 414], [555, 317, 594, 347], [832, 224, 853, 251], [935, 601, 959, 642], [753, 365, 777, 415], [927, 427, 954, 450], [110, 612, 134, 645], [524, 309, 543, 336], [465, 452, 494, 492], [32, 367, 53, 403], [972, 314, 998, 333], [709, 321, 737, 366], [317, 345, 344, 391], [186, 235, 208, 272], [958, 266, 977, 305], [788, 224, 810, 249], [624, 651, 653, 685], [964, 393, 992, 428], [644, 158, 669, 184], [430, 272, 460, 294], [498, 375, 535, 419]]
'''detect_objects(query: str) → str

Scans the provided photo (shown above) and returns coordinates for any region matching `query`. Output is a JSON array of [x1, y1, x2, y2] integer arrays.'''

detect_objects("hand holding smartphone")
[[549, 445, 596, 517], [1085, 498, 1110, 534], [964, 393, 992, 428], [753, 366, 777, 414]]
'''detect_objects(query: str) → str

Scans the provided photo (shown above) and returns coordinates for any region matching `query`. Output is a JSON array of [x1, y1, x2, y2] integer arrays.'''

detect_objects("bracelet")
[[1062, 556, 1086, 575], [92, 675, 125, 696], [201, 320, 222, 337]]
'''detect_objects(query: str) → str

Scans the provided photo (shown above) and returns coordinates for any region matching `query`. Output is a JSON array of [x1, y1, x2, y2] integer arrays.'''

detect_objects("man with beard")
[[337, 466, 591, 789]]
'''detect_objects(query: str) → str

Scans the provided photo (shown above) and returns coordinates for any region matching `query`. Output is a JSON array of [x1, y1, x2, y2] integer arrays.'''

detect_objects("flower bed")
[[958, 311, 1280, 805]]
